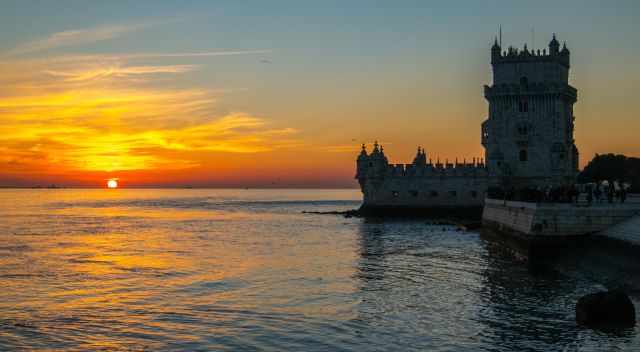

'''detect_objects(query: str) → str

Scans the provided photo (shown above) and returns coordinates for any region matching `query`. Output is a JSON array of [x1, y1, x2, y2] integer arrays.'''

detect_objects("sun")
[[107, 179, 118, 189]]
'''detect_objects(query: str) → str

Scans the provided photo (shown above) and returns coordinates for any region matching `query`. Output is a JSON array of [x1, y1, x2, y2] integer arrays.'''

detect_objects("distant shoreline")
[[0, 186, 361, 190]]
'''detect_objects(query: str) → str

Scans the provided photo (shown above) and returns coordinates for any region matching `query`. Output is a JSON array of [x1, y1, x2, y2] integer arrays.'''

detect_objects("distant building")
[[356, 34, 579, 210]]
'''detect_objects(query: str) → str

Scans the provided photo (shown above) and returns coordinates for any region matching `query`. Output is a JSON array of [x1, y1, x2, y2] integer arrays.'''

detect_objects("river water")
[[0, 189, 638, 351]]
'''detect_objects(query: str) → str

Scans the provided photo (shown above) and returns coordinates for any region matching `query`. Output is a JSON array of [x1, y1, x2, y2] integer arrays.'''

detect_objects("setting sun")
[[107, 179, 118, 188]]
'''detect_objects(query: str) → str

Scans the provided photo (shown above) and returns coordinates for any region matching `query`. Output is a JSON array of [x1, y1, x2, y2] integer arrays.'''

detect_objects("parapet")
[[491, 34, 570, 68], [386, 161, 488, 178], [484, 81, 577, 100]]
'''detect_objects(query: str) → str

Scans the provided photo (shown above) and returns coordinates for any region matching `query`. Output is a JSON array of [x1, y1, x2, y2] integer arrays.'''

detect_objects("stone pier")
[[482, 198, 640, 241], [597, 215, 640, 246]]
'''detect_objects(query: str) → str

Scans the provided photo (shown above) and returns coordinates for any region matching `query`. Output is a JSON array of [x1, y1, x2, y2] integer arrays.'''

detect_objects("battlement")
[[484, 82, 577, 100], [387, 162, 488, 177], [356, 143, 487, 181], [491, 33, 570, 68], [491, 45, 570, 67]]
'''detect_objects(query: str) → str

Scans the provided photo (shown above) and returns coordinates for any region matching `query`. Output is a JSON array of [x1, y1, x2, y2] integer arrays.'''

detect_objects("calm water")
[[0, 189, 638, 351]]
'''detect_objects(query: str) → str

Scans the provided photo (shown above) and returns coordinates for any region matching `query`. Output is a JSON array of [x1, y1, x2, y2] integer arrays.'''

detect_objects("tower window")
[[519, 101, 528, 113], [519, 149, 528, 162], [520, 76, 528, 87]]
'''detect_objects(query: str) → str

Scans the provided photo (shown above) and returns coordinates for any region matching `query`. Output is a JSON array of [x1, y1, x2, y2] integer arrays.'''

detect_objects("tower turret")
[[491, 37, 501, 63], [483, 33, 578, 188], [412, 146, 427, 165], [549, 33, 560, 55]]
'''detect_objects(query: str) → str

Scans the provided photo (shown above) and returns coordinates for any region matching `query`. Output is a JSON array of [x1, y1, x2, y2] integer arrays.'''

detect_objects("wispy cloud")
[[0, 19, 286, 178], [123, 50, 273, 59], [6, 21, 163, 56], [0, 54, 296, 174], [44, 64, 198, 82]]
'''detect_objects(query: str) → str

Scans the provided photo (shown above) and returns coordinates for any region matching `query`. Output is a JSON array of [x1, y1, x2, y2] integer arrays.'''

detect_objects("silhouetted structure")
[[356, 34, 578, 211]]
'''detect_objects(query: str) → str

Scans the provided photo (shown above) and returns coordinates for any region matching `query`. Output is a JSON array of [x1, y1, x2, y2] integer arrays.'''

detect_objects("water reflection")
[[0, 189, 639, 351], [354, 218, 639, 351]]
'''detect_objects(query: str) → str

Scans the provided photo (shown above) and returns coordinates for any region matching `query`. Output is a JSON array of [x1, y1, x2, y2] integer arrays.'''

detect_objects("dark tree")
[[578, 154, 640, 192]]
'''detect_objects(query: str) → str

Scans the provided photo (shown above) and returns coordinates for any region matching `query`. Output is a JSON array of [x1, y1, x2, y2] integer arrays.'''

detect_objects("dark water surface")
[[0, 189, 638, 351]]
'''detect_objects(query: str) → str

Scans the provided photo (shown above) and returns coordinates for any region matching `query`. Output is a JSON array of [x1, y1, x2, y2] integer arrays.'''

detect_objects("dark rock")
[[576, 290, 636, 328]]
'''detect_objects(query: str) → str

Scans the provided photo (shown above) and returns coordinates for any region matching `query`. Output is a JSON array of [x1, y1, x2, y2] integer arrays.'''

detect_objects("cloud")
[[6, 21, 161, 56], [0, 59, 297, 174], [44, 64, 198, 82], [122, 50, 273, 59], [0, 21, 286, 178]]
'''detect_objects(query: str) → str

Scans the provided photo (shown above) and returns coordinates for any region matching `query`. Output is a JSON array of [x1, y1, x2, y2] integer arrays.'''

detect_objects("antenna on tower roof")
[[499, 25, 502, 47], [531, 26, 535, 50]]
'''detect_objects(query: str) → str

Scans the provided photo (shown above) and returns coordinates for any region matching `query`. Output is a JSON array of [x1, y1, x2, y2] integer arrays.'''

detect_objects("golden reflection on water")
[[5, 189, 636, 350], [0, 189, 363, 350]]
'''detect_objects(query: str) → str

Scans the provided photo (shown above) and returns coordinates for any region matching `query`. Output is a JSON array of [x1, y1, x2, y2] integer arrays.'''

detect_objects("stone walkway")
[[598, 215, 640, 246]]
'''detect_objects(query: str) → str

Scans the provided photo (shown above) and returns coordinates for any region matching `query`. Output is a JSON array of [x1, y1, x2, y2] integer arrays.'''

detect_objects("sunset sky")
[[1, 0, 638, 188]]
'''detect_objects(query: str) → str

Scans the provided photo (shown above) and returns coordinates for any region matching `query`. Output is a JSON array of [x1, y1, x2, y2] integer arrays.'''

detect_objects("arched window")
[[520, 76, 528, 87], [519, 149, 528, 162]]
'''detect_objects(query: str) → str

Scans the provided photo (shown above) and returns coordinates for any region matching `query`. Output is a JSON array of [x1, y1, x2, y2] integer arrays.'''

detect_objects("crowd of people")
[[582, 180, 629, 204], [488, 180, 631, 205]]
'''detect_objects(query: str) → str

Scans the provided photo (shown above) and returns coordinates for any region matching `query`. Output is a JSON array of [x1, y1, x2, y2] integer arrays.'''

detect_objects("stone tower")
[[482, 34, 579, 188]]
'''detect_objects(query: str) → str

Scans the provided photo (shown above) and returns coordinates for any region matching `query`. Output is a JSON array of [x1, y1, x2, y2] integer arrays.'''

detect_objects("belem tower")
[[355, 34, 579, 211]]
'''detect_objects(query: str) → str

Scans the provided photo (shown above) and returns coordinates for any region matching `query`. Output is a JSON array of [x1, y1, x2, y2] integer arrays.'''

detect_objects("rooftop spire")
[[492, 36, 500, 50], [549, 33, 560, 54]]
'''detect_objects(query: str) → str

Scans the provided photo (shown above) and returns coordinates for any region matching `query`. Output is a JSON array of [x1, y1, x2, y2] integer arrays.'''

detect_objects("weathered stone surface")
[[576, 290, 636, 328], [482, 199, 640, 237]]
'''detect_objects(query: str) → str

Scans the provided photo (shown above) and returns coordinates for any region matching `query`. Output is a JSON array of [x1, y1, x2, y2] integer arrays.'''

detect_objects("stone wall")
[[362, 174, 488, 208], [483, 199, 640, 237]]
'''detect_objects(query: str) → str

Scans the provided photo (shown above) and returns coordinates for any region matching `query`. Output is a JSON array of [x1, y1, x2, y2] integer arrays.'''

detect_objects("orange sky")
[[1, 2, 639, 188]]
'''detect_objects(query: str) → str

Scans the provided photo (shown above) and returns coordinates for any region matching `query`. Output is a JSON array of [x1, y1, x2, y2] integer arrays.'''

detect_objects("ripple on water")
[[0, 189, 639, 351]]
